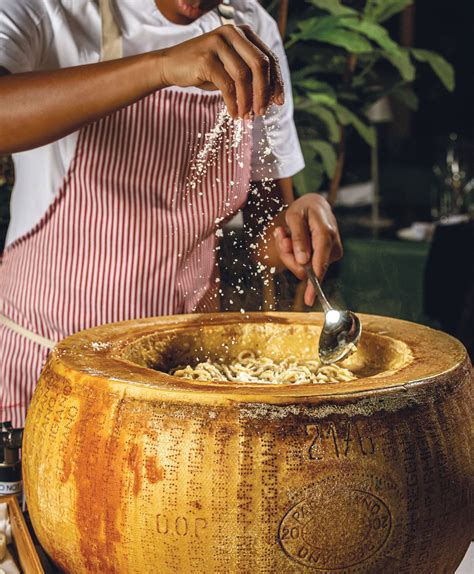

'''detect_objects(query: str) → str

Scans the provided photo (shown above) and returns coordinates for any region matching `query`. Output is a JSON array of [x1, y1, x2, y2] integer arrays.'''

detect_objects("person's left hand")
[[274, 193, 343, 306]]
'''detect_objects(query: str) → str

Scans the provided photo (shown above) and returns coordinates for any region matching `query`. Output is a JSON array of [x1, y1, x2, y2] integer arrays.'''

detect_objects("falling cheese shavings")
[[176, 101, 287, 313]]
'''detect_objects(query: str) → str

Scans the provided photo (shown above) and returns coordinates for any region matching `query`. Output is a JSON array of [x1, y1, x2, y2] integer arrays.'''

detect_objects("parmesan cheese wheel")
[[22, 313, 473, 573]]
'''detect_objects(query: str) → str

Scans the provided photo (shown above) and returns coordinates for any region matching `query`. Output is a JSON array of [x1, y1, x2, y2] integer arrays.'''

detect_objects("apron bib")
[[0, 0, 252, 426]]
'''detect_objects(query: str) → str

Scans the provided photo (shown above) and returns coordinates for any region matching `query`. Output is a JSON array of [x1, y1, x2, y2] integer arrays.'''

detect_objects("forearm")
[[255, 209, 287, 271], [0, 24, 286, 154], [244, 177, 294, 270], [0, 52, 164, 154]]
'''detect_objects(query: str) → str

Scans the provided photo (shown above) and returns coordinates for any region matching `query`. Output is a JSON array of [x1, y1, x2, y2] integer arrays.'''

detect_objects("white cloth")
[[0, 0, 304, 246]]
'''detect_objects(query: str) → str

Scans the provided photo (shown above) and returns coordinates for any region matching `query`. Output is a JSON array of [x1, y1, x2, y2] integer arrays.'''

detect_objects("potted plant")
[[276, 0, 454, 204]]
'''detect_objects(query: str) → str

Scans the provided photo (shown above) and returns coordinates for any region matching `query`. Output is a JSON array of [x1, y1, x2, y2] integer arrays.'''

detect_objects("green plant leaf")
[[291, 65, 317, 82], [390, 85, 419, 110], [286, 16, 340, 48], [293, 168, 325, 195], [307, 0, 356, 16], [293, 78, 336, 97], [352, 54, 379, 87], [340, 19, 415, 81], [307, 92, 339, 107], [365, 0, 413, 23], [295, 103, 341, 143], [294, 15, 342, 39], [313, 28, 373, 53], [411, 49, 455, 91], [337, 91, 360, 103], [288, 49, 347, 75], [309, 140, 338, 177], [293, 140, 326, 194], [310, 50, 349, 71], [342, 19, 398, 53], [382, 49, 415, 82], [289, 15, 373, 53], [333, 103, 376, 146]]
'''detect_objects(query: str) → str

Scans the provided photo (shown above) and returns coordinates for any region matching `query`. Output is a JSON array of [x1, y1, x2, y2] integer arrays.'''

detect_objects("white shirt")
[[0, 0, 304, 246]]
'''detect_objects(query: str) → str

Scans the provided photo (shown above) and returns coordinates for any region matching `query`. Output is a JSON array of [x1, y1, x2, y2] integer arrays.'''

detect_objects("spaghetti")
[[170, 350, 356, 384]]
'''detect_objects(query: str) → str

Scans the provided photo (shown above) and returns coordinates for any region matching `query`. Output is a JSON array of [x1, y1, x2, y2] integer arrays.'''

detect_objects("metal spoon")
[[304, 264, 362, 364]]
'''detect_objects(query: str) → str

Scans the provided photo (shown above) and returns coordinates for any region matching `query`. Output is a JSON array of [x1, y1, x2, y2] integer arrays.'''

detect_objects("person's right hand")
[[0, 23, 283, 154], [155, 24, 285, 119]]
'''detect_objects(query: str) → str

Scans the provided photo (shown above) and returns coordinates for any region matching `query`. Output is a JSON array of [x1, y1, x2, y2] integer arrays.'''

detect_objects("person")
[[0, 0, 343, 427]]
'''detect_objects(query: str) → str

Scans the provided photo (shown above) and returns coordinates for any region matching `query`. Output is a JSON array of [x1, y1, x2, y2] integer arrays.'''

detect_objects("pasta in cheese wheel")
[[171, 350, 356, 383]]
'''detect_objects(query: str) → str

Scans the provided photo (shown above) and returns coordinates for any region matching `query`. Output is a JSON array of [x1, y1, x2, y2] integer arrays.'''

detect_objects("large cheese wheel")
[[23, 313, 473, 573]]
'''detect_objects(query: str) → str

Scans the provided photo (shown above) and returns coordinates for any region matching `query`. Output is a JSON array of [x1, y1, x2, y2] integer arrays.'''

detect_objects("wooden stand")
[[0, 495, 44, 574]]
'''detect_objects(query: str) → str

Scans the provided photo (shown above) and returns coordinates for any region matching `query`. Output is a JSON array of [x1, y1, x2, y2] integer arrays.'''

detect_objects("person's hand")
[[155, 24, 284, 119], [274, 193, 343, 306]]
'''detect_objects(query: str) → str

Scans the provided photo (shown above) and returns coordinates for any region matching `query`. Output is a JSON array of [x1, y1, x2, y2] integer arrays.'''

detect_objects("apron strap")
[[217, 0, 236, 26], [99, 1, 233, 60], [99, 0, 123, 61], [0, 314, 56, 350]]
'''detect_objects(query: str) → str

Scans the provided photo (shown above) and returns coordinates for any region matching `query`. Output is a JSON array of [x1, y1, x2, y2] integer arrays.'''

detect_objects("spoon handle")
[[304, 265, 332, 313]]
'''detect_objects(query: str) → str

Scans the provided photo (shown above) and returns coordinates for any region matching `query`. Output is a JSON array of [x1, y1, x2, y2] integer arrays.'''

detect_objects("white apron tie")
[[99, 0, 123, 61]]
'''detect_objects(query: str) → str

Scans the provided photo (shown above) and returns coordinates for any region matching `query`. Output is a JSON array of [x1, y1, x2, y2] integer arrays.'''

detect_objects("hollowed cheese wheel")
[[23, 313, 473, 574]]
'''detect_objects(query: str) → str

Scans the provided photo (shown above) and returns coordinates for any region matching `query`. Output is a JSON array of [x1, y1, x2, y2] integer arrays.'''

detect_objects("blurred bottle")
[[0, 422, 23, 502], [464, 177, 474, 218], [431, 133, 473, 221]]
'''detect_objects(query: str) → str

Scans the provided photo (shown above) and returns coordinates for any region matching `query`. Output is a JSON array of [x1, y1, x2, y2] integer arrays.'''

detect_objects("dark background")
[[413, 0, 474, 147]]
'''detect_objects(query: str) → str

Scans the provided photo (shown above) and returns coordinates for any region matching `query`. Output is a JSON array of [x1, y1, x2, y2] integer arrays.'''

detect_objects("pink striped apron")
[[0, 2, 252, 427]]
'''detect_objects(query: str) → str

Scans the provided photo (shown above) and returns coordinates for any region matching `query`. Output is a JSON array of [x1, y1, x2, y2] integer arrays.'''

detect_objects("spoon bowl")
[[304, 265, 362, 364], [319, 309, 362, 364]]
